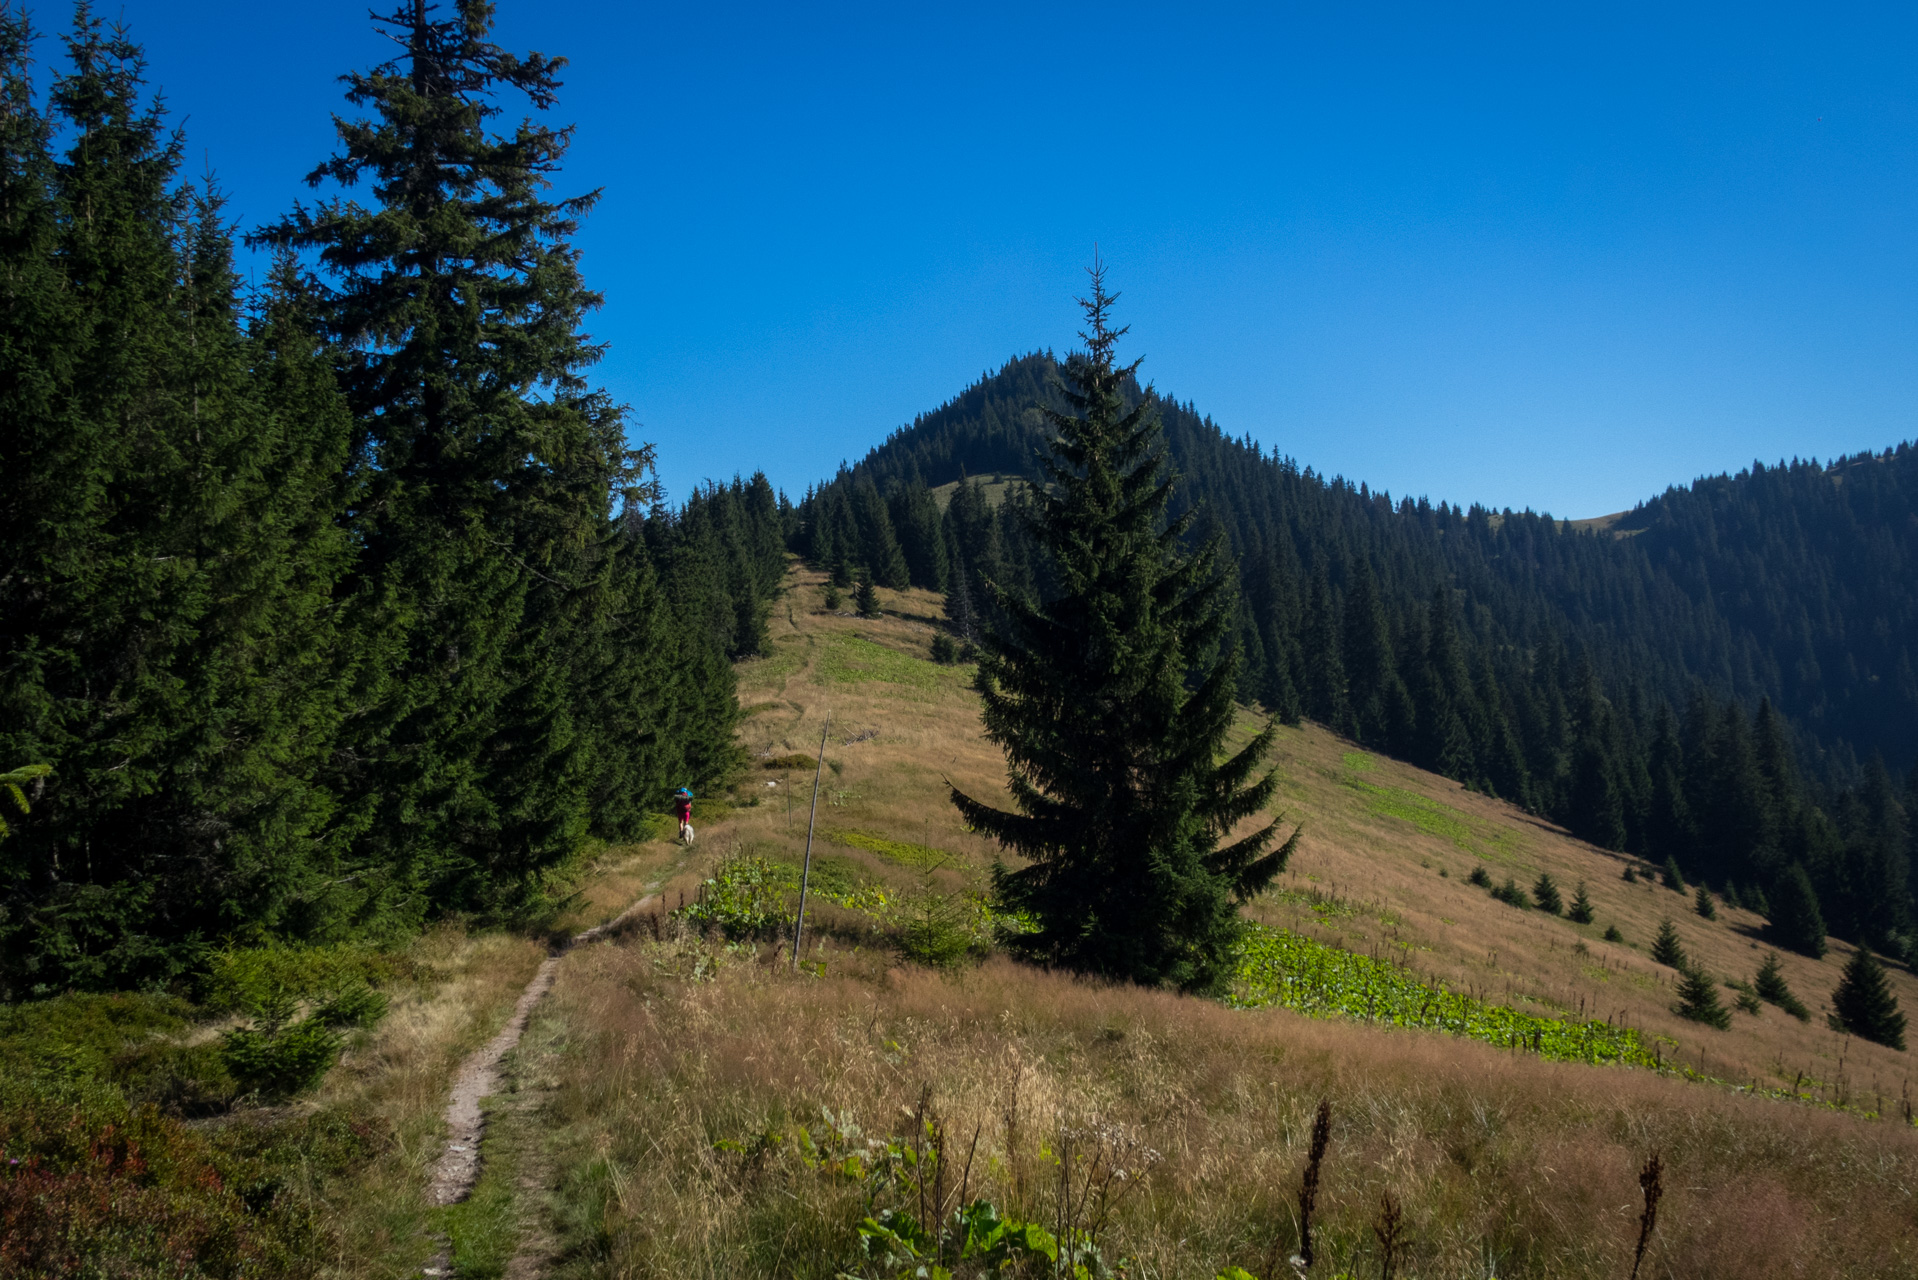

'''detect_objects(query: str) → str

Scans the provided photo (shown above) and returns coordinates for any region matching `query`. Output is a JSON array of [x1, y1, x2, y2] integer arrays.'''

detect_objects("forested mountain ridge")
[[836, 351, 1917, 777], [796, 352, 1918, 961]]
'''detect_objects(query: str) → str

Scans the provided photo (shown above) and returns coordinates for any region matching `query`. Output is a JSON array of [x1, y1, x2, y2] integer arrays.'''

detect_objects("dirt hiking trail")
[[418, 873, 676, 1276]]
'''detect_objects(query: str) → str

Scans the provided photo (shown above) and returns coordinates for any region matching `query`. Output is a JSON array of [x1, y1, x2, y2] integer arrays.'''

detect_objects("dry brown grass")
[[733, 564, 1918, 1105], [524, 942, 1917, 1278], [488, 564, 1918, 1277]]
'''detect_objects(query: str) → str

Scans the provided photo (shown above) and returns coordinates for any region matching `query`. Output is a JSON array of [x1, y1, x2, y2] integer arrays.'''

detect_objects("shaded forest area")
[[796, 353, 1918, 963], [0, 7, 787, 996]]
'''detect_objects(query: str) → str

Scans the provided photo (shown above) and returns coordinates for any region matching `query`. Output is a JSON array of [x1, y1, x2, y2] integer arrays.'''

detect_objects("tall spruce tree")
[[256, 0, 651, 914], [952, 269, 1297, 991], [1829, 946, 1906, 1050], [1, 13, 360, 989]]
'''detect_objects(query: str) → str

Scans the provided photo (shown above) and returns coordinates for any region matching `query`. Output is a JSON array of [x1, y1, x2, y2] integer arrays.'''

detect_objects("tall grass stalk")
[[1631, 1151, 1663, 1280]]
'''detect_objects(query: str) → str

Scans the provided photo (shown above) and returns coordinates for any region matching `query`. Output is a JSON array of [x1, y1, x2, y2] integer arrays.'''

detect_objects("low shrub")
[[0, 1073, 386, 1278], [1491, 877, 1531, 909], [221, 1020, 342, 1102], [895, 896, 980, 970]]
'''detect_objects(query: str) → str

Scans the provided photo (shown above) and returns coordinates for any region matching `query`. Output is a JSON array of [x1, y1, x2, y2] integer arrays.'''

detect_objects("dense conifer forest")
[[3, 2, 1914, 996], [796, 353, 1918, 964], [0, 4, 785, 996]]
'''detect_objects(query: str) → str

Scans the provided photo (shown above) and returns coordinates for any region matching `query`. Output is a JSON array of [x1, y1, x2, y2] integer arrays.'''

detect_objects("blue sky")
[[92, 2, 1918, 516]]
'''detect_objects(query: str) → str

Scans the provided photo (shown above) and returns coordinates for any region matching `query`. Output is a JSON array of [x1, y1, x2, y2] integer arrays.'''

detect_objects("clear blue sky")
[[91, 2, 1918, 516]]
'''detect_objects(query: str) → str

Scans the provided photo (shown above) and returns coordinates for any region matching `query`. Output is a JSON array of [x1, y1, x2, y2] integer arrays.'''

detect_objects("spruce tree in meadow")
[[1829, 947, 1906, 1050], [855, 567, 881, 618], [1753, 951, 1809, 1021], [1567, 881, 1595, 924], [258, 0, 656, 914], [952, 268, 1297, 991], [1532, 873, 1563, 915], [1767, 863, 1828, 958], [1651, 918, 1688, 969], [1674, 964, 1732, 1030], [1694, 884, 1717, 920]]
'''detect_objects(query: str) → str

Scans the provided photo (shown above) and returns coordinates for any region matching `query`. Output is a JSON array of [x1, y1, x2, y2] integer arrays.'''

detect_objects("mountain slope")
[[505, 567, 1918, 1279], [794, 355, 1918, 957], [852, 353, 1917, 780]]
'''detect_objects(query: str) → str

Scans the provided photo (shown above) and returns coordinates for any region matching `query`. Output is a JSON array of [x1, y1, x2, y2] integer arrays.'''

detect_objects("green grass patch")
[[822, 828, 953, 870], [438, 1099, 519, 1279], [1342, 775, 1516, 861], [813, 634, 965, 693], [739, 635, 811, 685], [1265, 886, 1360, 921], [1229, 924, 1656, 1068], [1340, 750, 1376, 772]]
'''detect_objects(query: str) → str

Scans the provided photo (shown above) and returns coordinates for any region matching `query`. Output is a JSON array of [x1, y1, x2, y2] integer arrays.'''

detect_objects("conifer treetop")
[[952, 263, 1295, 992]]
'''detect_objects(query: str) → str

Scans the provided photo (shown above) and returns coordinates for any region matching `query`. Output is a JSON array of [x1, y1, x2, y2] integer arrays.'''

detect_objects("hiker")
[[673, 787, 695, 844]]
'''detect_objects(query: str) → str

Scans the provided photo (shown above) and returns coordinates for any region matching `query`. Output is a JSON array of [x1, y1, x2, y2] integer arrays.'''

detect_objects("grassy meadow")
[[492, 565, 1918, 1279], [9, 563, 1915, 1278]]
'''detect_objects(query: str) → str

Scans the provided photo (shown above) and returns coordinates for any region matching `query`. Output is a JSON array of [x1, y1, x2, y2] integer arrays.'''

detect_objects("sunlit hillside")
[[489, 565, 1918, 1280]]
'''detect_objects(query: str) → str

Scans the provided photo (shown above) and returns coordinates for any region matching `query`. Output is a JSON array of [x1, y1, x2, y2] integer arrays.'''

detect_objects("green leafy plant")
[[221, 1018, 342, 1100], [678, 856, 795, 940], [1232, 924, 1655, 1066]]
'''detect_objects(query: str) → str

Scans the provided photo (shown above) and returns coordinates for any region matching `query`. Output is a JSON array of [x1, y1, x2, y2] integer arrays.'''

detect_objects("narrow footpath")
[[419, 879, 673, 1275]]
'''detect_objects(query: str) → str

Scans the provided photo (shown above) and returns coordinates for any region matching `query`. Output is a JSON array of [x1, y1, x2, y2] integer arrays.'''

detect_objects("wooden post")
[[792, 718, 831, 970]]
